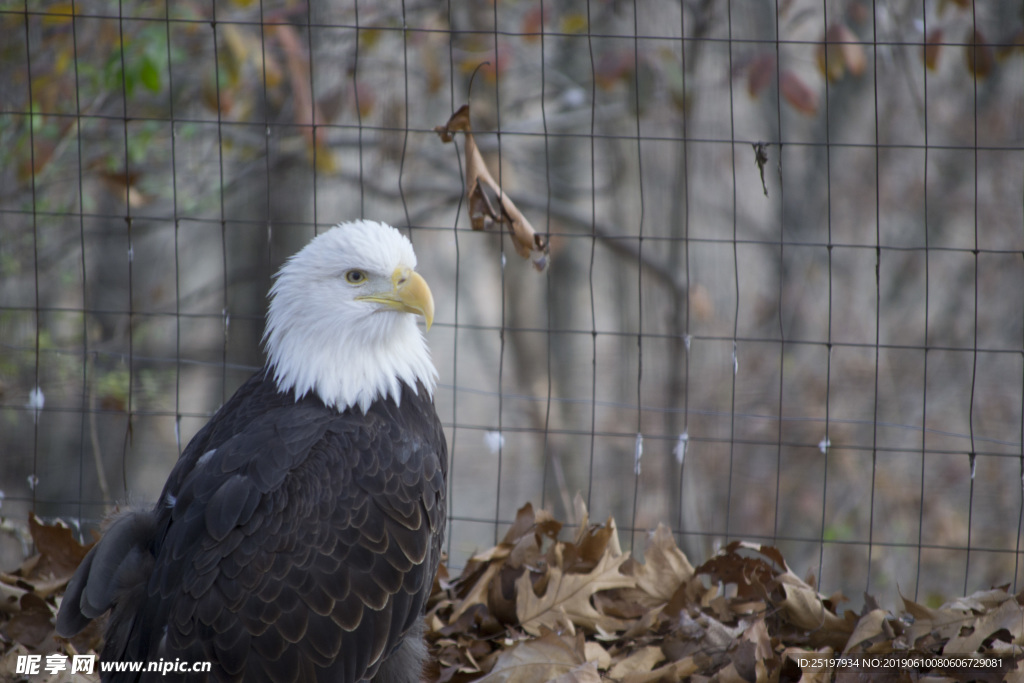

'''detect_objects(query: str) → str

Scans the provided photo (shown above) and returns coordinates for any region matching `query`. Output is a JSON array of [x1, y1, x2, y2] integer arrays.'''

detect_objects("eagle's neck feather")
[[265, 310, 437, 414]]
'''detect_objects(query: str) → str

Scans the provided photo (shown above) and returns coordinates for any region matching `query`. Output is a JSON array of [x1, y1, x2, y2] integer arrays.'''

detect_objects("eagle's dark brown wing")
[[57, 373, 447, 683]]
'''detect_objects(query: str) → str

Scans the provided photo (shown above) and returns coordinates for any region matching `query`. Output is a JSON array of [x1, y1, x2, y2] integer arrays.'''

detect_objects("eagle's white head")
[[263, 220, 438, 413]]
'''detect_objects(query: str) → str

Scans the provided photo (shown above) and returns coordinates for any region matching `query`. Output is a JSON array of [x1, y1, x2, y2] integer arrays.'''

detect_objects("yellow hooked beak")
[[357, 267, 435, 331]]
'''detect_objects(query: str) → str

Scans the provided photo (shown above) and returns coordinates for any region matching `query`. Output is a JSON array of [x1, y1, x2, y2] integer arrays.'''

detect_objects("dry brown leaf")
[[0, 579, 28, 615], [662, 573, 710, 621], [608, 645, 664, 679], [501, 502, 543, 549], [561, 496, 621, 573], [479, 629, 585, 683], [944, 595, 1024, 653], [583, 641, 611, 670], [516, 544, 634, 636], [900, 591, 974, 644], [695, 541, 778, 601], [839, 27, 867, 77], [843, 608, 888, 652], [965, 28, 994, 79], [565, 519, 620, 575], [27, 515, 93, 590], [672, 611, 744, 664], [520, 6, 546, 44], [619, 656, 699, 683], [518, 504, 562, 549], [713, 661, 751, 683], [615, 598, 660, 638], [779, 69, 818, 115], [435, 104, 549, 271], [466, 503, 547, 567], [273, 24, 334, 171], [449, 503, 559, 622], [697, 541, 855, 649], [746, 53, 777, 98], [943, 586, 1016, 612], [630, 524, 694, 604], [924, 28, 944, 71], [997, 27, 1024, 62], [572, 492, 590, 530], [817, 23, 865, 82], [778, 581, 851, 648], [817, 27, 845, 82], [745, 616, 774, 663], [466, 543, 512, 567], [726, 621, 776, 683], [548, 661, 601, 683], [450, 561, 502, 623], [490, 572, 524, 626], [2, 592, 54, 650]]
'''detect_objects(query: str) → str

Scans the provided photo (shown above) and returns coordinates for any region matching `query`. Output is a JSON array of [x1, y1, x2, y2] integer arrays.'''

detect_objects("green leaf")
[[139, 55, 161, 93]]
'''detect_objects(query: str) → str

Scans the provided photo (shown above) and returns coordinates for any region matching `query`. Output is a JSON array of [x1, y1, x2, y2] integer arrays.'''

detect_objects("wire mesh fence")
[[2, 0, 1023, 612]]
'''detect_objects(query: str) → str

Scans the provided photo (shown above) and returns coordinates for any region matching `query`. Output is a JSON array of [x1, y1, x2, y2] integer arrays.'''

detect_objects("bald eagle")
[[56, 221, 447, 683]]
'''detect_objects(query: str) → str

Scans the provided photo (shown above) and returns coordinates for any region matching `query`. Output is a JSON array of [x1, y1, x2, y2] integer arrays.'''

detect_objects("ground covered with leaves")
[[2, 500, 1023, 682]]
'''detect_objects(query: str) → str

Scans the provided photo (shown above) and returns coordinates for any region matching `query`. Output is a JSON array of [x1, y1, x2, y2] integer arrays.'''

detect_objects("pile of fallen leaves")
[[2, 502, 1023, 683], [425, 498, 1023, 682], [0, 516, 101, 682]]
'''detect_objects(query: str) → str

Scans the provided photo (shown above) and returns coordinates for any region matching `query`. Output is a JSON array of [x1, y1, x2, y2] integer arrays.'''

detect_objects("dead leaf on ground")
[[516, 542, 633, 636], [944, 594, 1024, 653], [606, 645, 663, 679], [627, 524, 693, 604], [844, 608, 888, 652], [27, 514, 93, 589], [547, 660, 600, 683], [479, 629, 585, 683]]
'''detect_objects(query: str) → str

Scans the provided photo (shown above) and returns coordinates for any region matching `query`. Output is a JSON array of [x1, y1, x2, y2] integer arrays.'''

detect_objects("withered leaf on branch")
[[779, 69, 819, 116], [273, 24, 334, 172], [435, 104, 549, 271], [746, 53, 777, 98], [965, 28, 994, 79], [816, 23, 866, 82], [923, 28, 944, 71]]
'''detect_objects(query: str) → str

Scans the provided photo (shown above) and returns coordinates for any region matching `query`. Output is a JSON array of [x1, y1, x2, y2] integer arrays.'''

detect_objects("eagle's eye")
[[345, 269, 367, 284]]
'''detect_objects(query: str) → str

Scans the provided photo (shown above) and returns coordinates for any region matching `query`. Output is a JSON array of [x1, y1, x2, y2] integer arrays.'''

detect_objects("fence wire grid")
[[2, 0, 1023, 610]]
